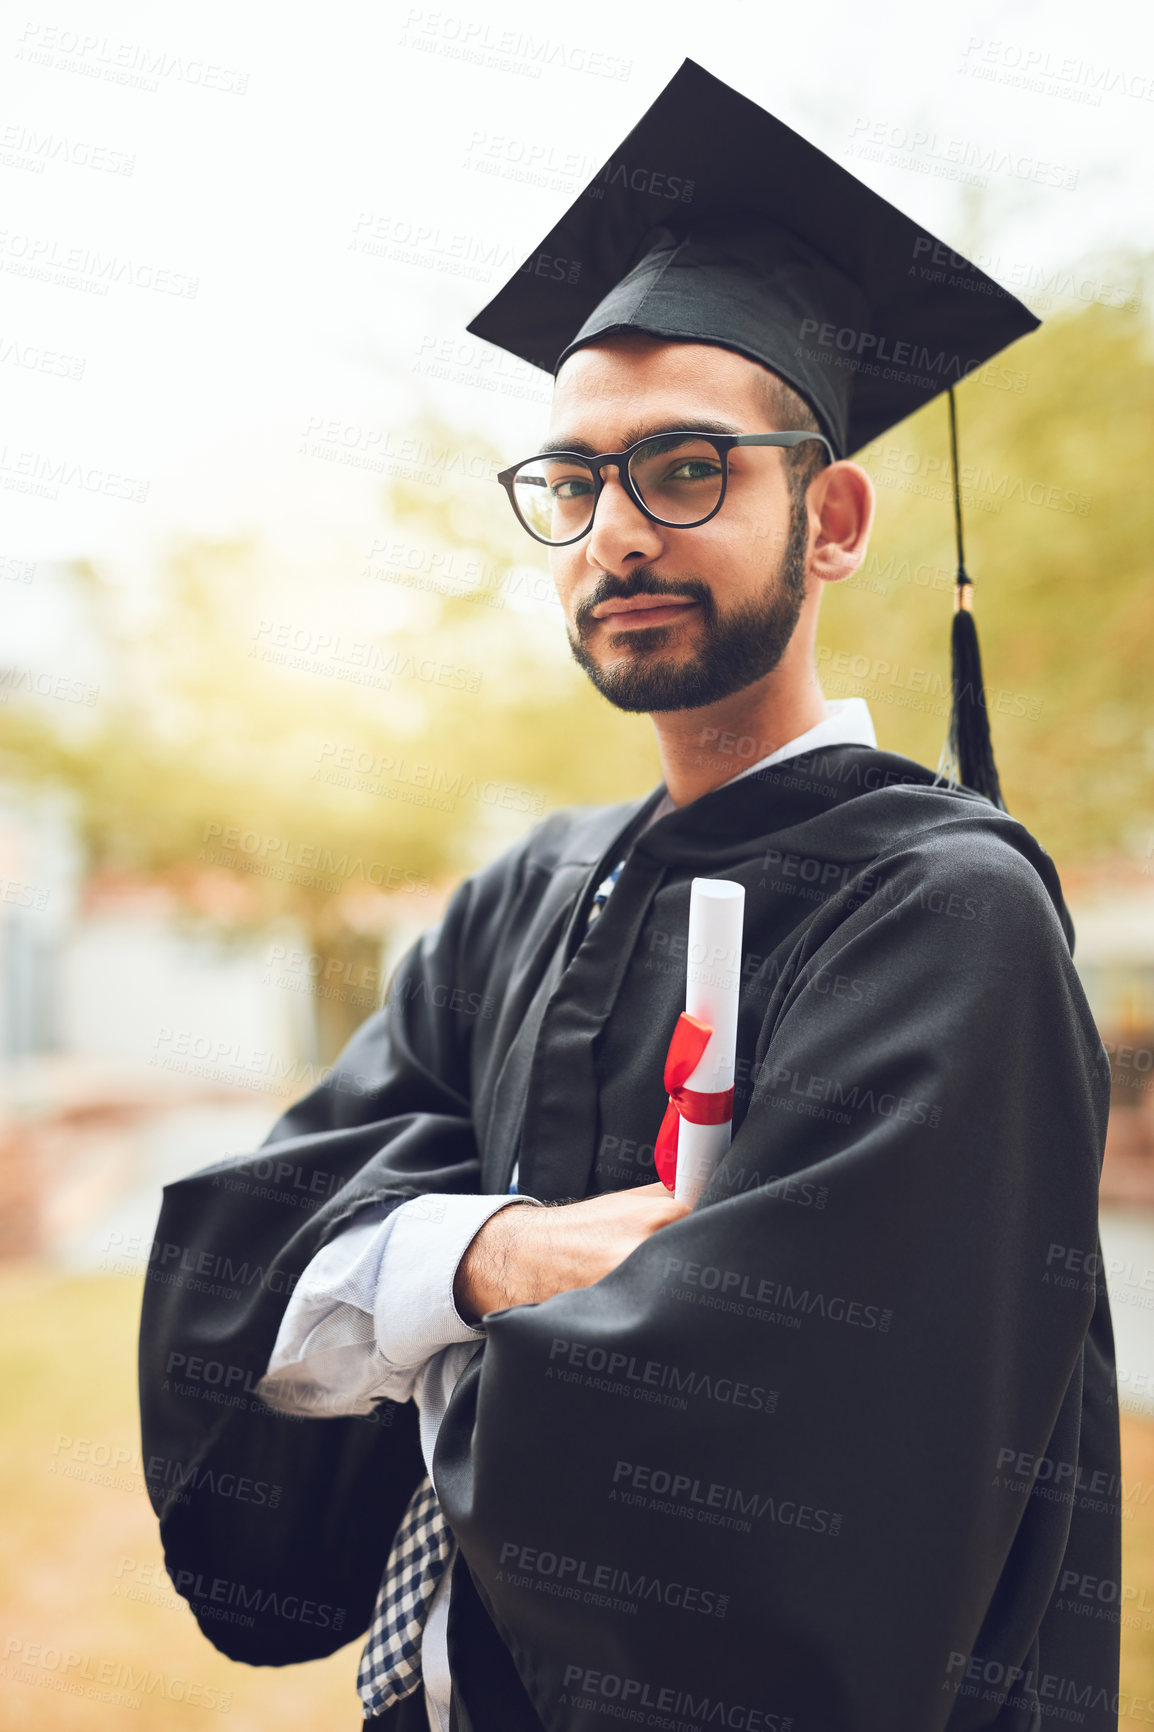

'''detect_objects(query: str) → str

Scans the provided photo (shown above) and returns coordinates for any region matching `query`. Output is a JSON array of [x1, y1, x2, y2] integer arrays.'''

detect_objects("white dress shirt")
[[257, 698, 877, 1731]]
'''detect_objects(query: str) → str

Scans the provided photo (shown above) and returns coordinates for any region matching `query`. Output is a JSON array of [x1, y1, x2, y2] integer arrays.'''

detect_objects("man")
[[140, 61, 1120, 1732]]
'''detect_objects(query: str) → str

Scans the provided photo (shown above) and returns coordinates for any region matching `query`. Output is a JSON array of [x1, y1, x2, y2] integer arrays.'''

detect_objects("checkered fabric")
[[357, 1471, 456, 1717], [357, 862, 626, 1716]]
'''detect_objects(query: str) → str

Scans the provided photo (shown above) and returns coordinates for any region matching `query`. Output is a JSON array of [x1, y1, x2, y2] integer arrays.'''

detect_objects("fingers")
[[635, 1181, 691, 1214], [637, 1179, 691, 1208]]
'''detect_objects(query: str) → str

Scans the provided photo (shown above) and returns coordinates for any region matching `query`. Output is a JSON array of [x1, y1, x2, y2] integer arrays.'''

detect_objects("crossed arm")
[[258, 1177, 689, 1415], [453, 1181, 689, 1322]]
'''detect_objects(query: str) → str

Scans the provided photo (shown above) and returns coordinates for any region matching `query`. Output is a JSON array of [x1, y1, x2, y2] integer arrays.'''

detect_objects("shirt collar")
[[643, 698, 877, 829], [724, 696, 877, 786]]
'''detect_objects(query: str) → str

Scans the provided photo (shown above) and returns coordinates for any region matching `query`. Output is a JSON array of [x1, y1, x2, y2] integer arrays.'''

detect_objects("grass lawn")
[[1, 1268, 1149, 1728], [0, 1270, 358, 1731]]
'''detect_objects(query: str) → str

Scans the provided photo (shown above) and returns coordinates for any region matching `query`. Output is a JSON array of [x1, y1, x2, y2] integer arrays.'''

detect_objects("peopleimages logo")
[[546, 1336, 778, 1413], [798, 315, 981, 379], [497, 1540, 728, 1618], [610, 1457, 843, 1537], [171, 1571, 344, 1630], [558, 1665, 792, 1729]]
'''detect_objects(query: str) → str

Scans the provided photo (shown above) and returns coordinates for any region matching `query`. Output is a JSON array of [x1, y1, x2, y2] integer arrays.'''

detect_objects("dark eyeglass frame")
[[496, 429, 836, 547]]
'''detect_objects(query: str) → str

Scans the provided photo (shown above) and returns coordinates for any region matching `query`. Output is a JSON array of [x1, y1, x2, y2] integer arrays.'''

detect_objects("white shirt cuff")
[[257, 1192, 540, 1418], [374, 1191, 542, 1364]]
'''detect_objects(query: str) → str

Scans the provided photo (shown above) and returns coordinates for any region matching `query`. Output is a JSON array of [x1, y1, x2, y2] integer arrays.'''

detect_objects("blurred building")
[[0, 786, 333, 1261]]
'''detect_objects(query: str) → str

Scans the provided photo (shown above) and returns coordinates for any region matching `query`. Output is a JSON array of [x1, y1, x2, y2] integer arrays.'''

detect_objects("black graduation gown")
[[138, 744, 1121, 1732]]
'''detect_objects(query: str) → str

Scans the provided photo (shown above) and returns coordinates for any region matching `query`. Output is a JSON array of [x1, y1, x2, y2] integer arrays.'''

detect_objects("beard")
[[565, 496, 809, 714]]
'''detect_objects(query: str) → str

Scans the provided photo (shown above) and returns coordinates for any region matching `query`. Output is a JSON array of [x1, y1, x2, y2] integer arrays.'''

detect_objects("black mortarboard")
[[467, 58, 1042, 808], [467, 58, 1038, 461]]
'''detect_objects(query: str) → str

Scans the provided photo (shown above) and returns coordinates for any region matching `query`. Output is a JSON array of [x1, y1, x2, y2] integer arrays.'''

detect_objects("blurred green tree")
[[824, 293, 1154, 863]]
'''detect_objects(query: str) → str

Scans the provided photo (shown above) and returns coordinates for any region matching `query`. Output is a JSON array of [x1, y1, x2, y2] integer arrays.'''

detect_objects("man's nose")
[[586, 467, 665, 571]]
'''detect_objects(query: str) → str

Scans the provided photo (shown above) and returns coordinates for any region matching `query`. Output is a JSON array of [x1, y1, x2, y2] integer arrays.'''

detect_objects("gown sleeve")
[[137, 864, 508, 1665], [433, 826, 1118, 1732]]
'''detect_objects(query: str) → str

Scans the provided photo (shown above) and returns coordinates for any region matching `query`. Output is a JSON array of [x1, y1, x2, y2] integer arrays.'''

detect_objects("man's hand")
[[453, 1182, 691, 1325]]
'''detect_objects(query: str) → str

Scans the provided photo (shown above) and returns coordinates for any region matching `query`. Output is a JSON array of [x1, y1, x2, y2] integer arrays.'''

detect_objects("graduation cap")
[[467, 58, 1041, 810]]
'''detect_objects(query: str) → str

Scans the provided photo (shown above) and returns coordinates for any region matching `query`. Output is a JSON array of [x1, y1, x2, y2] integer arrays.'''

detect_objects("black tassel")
[[946, 589, 1006, 810], [936, 390, 1008, 811]]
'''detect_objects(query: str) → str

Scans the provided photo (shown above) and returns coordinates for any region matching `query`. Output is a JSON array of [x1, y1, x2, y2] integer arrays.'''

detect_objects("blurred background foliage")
[[846, 290, 1154, 863]]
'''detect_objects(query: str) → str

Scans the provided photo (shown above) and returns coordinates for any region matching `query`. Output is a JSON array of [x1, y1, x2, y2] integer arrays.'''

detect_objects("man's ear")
[[805, 460, 875, 585]]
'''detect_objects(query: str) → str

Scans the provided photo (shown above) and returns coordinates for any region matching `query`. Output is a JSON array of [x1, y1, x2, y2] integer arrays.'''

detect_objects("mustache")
[[573, 570, 715, 637]]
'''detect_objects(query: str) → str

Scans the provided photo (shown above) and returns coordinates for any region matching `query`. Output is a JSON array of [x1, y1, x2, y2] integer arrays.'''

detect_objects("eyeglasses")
[[496, 429, 835, 547]]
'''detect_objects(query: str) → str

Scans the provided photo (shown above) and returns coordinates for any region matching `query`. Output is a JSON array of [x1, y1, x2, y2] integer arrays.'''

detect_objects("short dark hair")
[[753, 366, 828, 512]]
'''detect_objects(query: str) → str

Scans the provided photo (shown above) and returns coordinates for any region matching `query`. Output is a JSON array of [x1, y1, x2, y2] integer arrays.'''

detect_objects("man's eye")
[[665, 460, 721, 482], [552, 477, 594, 500]]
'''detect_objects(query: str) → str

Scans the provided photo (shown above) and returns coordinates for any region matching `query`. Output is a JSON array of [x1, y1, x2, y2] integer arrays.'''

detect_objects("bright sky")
[[2, 0, 1152, 568]]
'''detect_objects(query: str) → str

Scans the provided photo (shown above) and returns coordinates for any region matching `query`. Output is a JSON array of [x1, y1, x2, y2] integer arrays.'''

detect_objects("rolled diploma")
[[674, 877, 745, 1207]]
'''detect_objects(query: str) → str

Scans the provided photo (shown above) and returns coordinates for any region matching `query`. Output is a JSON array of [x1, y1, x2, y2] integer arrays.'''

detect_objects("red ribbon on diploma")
[[654, 1012, 736, 1191]]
